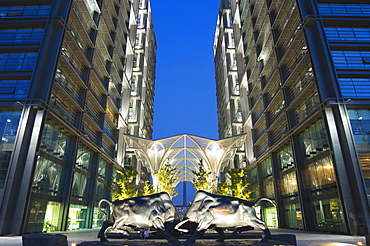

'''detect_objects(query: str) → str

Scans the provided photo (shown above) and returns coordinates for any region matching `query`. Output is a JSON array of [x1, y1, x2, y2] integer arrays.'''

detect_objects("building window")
[[348, 109, 370, 196], [75, 146, 93, 171], [0, 5, 51, 18], [67, 204, 88, 230], [277, 145, 294, 170], [338, 78, 370, 98], [318, 4, 370, 16], [0, 79, 30, 99], [33, 122, 71, 195], [0, 28, 44, 43], [297, 120, 329, 160], [304, 156, 336, 190], [331, 50, 370, 70], [311, 198, 344, 233], [32, 156, 63, 196], [325, 27, 370, 42], [0, 52, 38, 71], [0, 110, 21, 189]]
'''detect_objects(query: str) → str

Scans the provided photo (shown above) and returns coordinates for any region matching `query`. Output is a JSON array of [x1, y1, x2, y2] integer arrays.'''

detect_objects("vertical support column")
[[86, 153, 99, 229], [271, 152, 286, 228], [59, 136, 79, 232], [0, 106, 46, 235], [324, 105, 370, 234], [291, 135, 314, 231]]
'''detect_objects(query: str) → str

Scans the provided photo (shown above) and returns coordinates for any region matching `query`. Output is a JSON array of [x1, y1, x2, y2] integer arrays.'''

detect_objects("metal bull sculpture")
[[175, 190, 276, 246], [97, 192, 181, 245]]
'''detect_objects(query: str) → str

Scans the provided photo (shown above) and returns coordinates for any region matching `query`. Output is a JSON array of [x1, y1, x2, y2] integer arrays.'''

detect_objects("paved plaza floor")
[[0, 228, 366, 246]]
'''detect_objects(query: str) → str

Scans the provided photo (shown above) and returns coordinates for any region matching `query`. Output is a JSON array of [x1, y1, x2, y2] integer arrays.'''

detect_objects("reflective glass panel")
[[348, 109, 370, 196], [0, 5, 51, 18], [339, 78, 370, 98], [32, 156, 62, 196], [0, 110, 21, 188], [0, 28, 44, 43], [318, 4, 370, 16], [0, 52, 38, 70], [331, 51, 370, 70], [325, 27, 370, 42]]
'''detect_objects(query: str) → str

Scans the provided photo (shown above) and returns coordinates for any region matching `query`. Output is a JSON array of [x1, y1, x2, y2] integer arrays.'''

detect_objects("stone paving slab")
[[77, 240, 289, 246], [0, 228, 366, 246], [77, 234, 296, 246]]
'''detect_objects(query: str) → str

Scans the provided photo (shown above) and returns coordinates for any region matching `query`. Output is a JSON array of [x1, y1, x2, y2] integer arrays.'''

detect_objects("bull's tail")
[[254, 197, 277, 207], [98, 199, 113, 221]]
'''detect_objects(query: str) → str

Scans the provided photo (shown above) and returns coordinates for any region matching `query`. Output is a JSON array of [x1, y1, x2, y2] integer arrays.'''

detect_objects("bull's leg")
[[249, 219, 272, 243], [214, 227, 226, 242], [182, 229, 205, 246], [156, 228, 181, 245], [183, 212, 213, 246], [260, 226, 272, 243], [151, 216, 181, 245], [97, 220, 114, 242], [231, 225, 254, 237]]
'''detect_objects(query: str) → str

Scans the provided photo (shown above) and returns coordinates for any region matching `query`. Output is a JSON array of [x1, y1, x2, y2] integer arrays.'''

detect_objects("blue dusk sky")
[[151, 0, 220, 141]]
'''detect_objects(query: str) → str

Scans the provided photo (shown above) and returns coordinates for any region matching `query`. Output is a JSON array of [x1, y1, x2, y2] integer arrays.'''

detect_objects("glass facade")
[[261, 158, 274, 199], [331, 51, 370, 70], [0, 110, 21, 189], [67, 204, 88, 230], [0, 0, 157, 235], [216, 0, 370, 235], [325, 27, 370, 42], [276, 145, 302, 229], [318, 4, 370, 16], [338, 78, 370, 98], [0, 52, 38, 71], [32, 123, 70, 196], [0, 28, 44, 43], [0, 5, 51, 18], [348, 109, 370, 199], [320, 3, 370, 231]]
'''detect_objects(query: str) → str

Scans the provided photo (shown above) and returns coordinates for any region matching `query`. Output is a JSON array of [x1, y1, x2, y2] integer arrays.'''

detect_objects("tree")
[[112, 161, 158, 200], [111, 164, 139, 200], [156, 162, 179, 198], [192, 159, 215, 192], [216, 167, 252, 200], [140, 180, 155, 196]]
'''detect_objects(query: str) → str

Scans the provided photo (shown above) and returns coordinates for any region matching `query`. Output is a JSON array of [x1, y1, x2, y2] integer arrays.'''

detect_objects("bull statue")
[[97, 192, 181, 245], [175, 190, 275, 245]]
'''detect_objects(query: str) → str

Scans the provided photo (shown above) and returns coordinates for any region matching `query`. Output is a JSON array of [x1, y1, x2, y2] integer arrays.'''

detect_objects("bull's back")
[[184, 190, 256, 225], [114, 192, 179, 224]]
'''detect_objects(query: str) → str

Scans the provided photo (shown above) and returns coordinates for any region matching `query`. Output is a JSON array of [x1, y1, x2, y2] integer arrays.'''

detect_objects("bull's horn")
[[174, 219, 190, 233]]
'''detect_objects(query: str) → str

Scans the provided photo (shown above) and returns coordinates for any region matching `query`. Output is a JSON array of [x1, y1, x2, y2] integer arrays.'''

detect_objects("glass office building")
[[215, 0, 370, 235], [0, 0, 156, 235]]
